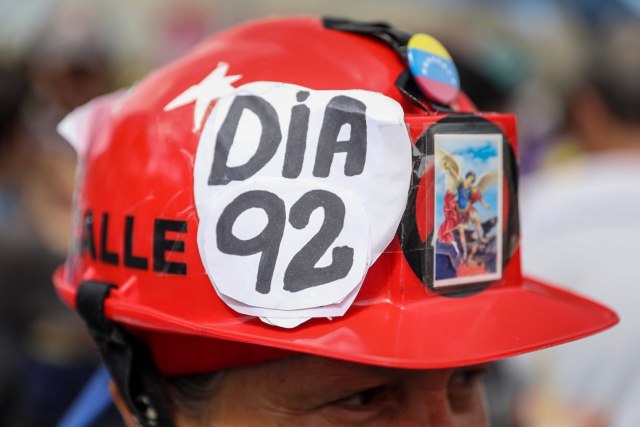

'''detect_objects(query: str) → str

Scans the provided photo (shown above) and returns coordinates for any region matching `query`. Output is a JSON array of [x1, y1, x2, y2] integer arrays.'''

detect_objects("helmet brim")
[[54, 268, 617, 374]]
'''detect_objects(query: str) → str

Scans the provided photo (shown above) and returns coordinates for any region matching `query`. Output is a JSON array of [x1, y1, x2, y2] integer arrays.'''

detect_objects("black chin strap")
[[76, 281, 175, 427], [323, 17, 453, 113]]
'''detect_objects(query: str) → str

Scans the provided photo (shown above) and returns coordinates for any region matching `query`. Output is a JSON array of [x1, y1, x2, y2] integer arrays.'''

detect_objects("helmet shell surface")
[[54, 17, 617, 375]]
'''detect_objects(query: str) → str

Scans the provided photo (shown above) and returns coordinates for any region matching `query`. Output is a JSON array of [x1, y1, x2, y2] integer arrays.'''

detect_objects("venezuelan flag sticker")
[[407, 34, 460, 105]]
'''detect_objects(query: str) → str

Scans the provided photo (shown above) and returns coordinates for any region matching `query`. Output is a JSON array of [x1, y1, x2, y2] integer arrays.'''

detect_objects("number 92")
[[216, 189, 354, 295]]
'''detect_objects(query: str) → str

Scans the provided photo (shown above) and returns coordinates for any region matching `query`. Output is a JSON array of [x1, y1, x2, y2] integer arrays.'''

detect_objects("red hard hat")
[[54, 16, 617, 378]]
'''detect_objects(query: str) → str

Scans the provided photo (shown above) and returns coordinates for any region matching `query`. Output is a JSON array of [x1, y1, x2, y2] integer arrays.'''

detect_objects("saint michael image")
[[433, 134, 502, 287]]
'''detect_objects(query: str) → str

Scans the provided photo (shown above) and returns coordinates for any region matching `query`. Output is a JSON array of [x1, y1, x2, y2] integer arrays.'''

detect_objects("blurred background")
[[0, 0, 638, 426]]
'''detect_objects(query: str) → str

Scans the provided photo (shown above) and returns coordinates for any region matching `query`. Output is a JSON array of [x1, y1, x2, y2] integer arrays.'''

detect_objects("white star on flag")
[[164, 62, 242, 132]]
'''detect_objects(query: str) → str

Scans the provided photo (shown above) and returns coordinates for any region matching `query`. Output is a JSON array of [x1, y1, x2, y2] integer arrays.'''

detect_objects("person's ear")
[[109, 381, 139, 427]]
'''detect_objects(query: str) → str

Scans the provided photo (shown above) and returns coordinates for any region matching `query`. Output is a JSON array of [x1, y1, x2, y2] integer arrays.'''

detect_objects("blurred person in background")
[[511, 17, 640, 427], [0, 63, 28, 228], [0, 2, 118, 425], [0, 60, 31, 427]]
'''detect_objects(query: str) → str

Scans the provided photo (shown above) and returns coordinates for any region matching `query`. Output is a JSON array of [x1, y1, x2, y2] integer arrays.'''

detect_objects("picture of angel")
[[433, 133, 503, 287]]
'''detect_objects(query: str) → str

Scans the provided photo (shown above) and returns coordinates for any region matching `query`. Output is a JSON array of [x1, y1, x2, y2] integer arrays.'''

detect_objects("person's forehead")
[[268, 355, 396, 376], [232, 354, 457, 388], [217, 354, 484, 412]]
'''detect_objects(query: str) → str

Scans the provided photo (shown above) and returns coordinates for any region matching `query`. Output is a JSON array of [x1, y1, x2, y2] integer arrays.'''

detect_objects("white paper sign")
[[193, 81, 411, 326], [199, 179, 369, 310]]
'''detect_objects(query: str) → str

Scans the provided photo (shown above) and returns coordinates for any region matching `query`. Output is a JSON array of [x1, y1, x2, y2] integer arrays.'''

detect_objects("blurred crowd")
[[0, 0, 638, 426]]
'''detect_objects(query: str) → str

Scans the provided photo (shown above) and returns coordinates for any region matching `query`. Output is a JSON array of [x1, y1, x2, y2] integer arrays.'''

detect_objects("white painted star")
[[164, 62, 242, 132]]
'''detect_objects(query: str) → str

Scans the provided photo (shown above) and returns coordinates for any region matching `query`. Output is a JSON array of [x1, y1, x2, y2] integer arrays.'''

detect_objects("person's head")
[[0, 63, 28, 188], [464, 171, 476, 187], [27, 1, 114, 113], [569, 20, 640, 152], [53, 17, 617, 427], [112, 355, 489, 427]]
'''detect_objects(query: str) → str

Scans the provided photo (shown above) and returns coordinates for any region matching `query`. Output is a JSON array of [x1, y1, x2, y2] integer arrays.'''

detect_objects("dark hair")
[[465, 172, 476, 182], [0, 64, 28, 157], [587, 22, 640, 123], [164, 371, 224, 420]]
